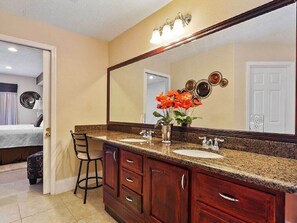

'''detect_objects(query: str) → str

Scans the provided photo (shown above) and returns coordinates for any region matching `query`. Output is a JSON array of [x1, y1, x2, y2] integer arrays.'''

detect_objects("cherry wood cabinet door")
[[196, 202, 247, 223], [103, 144, 118, 196], [145, 159, 189, 223]]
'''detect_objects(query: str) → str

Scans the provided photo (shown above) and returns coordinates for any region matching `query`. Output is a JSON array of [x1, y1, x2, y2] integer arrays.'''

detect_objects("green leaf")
[[153, 111, 163, 118]]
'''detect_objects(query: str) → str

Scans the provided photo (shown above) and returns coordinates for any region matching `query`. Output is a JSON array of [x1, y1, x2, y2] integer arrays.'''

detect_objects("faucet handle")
[[140, 130, 146, 135], [214, 138, 224, 143]]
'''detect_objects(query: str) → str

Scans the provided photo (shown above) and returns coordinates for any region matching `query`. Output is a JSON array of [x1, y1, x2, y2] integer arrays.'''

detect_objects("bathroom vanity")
[[86, 130, 297, 223], [86, 0, 297, 222]]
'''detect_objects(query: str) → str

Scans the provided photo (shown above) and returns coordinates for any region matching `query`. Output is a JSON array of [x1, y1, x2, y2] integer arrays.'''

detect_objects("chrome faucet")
[[140, 129, 154, 140], [199, 136, 224, 151], [213, 138, 224, 151]]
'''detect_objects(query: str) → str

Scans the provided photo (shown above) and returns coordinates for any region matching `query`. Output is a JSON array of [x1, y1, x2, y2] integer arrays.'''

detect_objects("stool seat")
[[77, 150, 102, 160], [70, 130, 103, 204]]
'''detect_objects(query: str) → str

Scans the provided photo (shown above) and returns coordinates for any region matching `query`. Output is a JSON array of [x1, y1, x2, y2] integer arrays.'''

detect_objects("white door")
[[43, 50, 51, 194], [143, 70, 170, 124], [247, 62, 295, 134]]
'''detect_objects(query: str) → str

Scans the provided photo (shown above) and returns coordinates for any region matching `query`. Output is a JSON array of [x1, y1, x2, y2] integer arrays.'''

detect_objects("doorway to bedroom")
[[0, 38, 54, 197]]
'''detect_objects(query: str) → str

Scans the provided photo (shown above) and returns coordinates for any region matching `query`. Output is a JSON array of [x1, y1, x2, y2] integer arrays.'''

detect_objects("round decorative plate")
[[195, 79, 212, 99], [220, 78, 229, 88], [208, 71, 222, 86], [20, 91, 41, 109], [185, 79, 197, 92]]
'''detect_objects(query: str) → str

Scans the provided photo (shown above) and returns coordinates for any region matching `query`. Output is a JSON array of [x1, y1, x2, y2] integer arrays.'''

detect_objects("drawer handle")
[[219, 193, 239, 202], [126, 177, 133, 183], [126, 159, 134, 164], [125, 196, 133, 202]]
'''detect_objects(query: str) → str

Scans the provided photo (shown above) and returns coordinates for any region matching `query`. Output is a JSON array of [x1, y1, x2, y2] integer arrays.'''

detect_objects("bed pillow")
[[34, 114, 43, 127]]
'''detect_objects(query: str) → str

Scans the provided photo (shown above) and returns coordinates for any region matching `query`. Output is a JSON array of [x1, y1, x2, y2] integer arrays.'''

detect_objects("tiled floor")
[[0, 167, 116, 223]]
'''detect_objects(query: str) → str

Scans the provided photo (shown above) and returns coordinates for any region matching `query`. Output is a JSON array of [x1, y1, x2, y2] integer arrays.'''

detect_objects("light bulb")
[[173, 18, 185, 36], [150, 29, 162, 44], [161, 24, 173, 41]]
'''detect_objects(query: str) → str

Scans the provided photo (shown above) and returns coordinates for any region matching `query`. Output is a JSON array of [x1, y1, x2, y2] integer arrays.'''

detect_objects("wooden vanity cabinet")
[[193, 172, 284, 223], [103, 144, 118, 196], [144, 158, 189, 223], [103, 143, 284, 223]]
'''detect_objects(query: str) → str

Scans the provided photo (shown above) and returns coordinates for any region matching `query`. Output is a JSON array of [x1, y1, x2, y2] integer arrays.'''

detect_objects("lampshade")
[[173, 18, 185, 36], [150, 29, 162, 44], [161, 24, 173, 41], [33, 99, 43, 110]]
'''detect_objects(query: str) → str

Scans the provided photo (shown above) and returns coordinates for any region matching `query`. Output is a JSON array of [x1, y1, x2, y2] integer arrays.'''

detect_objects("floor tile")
[[22, 206, 76, 223], [0, 202, 21, 223]]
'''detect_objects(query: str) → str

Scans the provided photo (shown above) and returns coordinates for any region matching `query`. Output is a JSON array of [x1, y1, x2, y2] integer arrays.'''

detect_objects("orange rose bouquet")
[[154, 90, 202, 127], [173, 91, 202, 126]]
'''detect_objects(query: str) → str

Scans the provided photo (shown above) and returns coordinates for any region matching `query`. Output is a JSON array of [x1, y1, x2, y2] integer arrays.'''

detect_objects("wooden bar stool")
[[70, 130, 103, 204]]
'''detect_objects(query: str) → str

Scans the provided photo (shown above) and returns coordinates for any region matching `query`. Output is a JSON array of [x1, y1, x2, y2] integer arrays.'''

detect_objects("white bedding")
[[0, 124, 43, 149]]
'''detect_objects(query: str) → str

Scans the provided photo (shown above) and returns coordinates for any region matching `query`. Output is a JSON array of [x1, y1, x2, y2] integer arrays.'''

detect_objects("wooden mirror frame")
[[107, 0, 297, 143]]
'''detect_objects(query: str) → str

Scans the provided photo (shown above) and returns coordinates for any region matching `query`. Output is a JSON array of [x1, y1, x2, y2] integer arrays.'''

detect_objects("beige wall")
[[110, 58, 170, 123], [0, 10, 108, 181], [171, 44, 235, 129], [109, 0, 270, 66]]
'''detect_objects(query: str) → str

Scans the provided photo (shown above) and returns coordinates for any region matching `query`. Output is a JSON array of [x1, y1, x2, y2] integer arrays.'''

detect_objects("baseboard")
[[54, 170, 102, 194]]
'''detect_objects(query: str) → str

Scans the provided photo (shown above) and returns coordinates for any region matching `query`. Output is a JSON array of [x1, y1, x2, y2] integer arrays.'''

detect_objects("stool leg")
[[74, 160, 82, 194], [95, 160, 99, 187], [84, 161, 90, 204]]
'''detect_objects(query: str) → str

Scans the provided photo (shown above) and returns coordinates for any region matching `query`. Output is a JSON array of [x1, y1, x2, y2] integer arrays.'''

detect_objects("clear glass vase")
[[161, 124, 172, 144]]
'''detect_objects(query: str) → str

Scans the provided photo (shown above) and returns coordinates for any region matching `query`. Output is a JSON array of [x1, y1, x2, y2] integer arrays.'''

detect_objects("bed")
[[0, 124, 43, 165]]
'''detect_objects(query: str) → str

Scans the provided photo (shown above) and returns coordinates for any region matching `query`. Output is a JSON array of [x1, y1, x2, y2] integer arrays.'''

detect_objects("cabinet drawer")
[[196, 202, 246, 223], [196, 173, 276, 223], [121, 150, 143, 173], [121, 168, 142, 194], [120, 185, 142, 214]]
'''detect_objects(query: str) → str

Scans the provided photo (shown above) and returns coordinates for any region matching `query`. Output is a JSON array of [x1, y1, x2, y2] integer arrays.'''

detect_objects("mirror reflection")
[[110, 3, 296, 134]]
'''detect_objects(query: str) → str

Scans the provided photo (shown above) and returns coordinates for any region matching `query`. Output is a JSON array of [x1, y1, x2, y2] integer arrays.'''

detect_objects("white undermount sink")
[[173, 149, 223, 159], [119, 138, 147, 143]]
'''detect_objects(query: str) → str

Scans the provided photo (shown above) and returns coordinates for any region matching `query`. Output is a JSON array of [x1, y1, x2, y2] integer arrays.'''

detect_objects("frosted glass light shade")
[[173, 18, 185, 36], [161, 24, 173, 41], [150, 29, 162, 44]]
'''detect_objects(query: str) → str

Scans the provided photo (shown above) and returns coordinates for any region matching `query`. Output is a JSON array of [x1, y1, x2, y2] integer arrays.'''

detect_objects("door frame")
[[0, 34, 57, 194], [246, 61, 295, 133], [143, 69, 171, 123]]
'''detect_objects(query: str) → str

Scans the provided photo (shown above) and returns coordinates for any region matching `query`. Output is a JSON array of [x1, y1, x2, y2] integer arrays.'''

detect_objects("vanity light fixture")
[[150, 12, 191, 45], [149, 75, 154, 79], [8, 47, 18, 52], [5, 66, 12, 70]]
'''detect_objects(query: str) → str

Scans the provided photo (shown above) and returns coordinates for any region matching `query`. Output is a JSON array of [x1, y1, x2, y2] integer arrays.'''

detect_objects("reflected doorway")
[[143, 70, 171, 124], [247, 61, 295, 134]]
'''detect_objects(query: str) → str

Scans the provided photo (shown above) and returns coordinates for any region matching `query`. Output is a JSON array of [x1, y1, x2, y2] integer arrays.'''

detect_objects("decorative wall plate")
[[195, 79, 212, 99], [220, 78, 229, 88], [208, 71, 222, 86], [20, 91, 41, 109], [185, 79, 197, 91]]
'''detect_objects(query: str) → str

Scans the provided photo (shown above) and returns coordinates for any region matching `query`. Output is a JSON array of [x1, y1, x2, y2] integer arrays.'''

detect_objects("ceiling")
[[0, 41, 43, 77], [0, 0, 172, 41]]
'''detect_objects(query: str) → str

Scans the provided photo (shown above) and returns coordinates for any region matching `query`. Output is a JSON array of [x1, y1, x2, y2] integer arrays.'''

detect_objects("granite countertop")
[[88, 130, 297, 193]]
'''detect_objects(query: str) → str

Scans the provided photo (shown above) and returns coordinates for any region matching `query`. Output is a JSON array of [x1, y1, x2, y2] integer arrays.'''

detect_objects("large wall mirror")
[[108, 1, 296, 139]]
